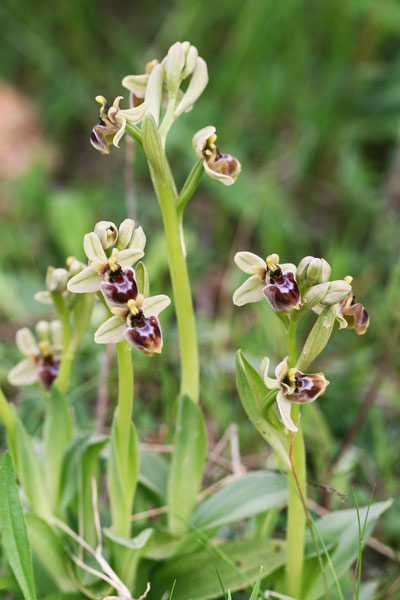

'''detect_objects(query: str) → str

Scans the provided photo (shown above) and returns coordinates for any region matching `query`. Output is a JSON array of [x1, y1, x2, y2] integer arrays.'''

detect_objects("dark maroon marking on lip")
[[286, 372, 326, 404], [101, 267, 138, 306], [125, 313, 162, 355], [37, 356, 60, 390], [263, 270, 300, 313], [343, 299, 369, 335]]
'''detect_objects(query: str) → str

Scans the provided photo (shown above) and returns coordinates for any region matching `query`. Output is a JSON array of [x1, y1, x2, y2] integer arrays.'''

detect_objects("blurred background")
[[1, 0, 400, 591]]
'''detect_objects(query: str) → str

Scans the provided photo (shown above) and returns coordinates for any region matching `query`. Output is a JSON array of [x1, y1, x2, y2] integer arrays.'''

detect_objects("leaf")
[[151, 538, 285, 600], [0, 452, 37, 600], [104, 528, 153, 591], [14, 414, 51, 519], [43, 385, 73, 512], [303, 500, 392, 599], [167, 395, 207, 535], [139, 450, 169, 501], [296, 306, 335, 371], [25, 514, 75, 593], [108, 415, 139, 537], [236, 351, 290, 468], [191, 471, 287, 530], [135, 261, 150, 297]]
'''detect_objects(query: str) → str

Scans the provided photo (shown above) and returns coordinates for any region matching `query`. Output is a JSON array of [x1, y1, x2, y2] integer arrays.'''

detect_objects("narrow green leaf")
[[25, 514, 75, 593], [192, 471, 287, 530], [104, 528, 153, 591], [0, 452, 37, 600], [249, 567, 263, 600], [43, 385, 73, 512], [151, 538, 285, 600], [108, 416, 139, 536], [167, 394, 207, 535], [14, 415, 51, 518], [296, 306, 335, 371], [236, 351, 290, 468], [302, 500, 392, 599], [139, 450, 169, 501]]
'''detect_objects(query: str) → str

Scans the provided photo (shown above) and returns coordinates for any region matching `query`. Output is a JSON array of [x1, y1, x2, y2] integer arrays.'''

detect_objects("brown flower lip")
[[263, 268, 300, 313], [100, 267, 138, 306], [37, 356, 60, 390], [340, 294, 370, 335], [125, 313, 162, 355], [285, 371, 328, 404]]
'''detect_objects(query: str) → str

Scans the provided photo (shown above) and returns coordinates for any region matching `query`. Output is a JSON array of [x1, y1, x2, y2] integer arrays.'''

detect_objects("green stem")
[[140, 117, 199, 403], [176, 159, 204, 215], [116, 341, 134, 472], [285, 322, 306, 598]]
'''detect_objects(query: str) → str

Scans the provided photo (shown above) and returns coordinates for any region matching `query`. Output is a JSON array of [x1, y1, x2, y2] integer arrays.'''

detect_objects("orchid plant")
[[0, 40, 390, 600]]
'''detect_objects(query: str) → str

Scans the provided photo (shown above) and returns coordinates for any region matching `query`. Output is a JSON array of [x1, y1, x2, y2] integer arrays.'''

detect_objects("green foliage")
[[167, 395, 207, 534], [0, 452, 37, 600]]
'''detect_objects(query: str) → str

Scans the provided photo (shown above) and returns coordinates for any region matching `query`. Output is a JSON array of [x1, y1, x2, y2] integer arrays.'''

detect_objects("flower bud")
[[320, 280, 352, 305], [67, 256, 84, 277], [144, 63, 163, 124], [297, 256, 331, 286], [117, 219, 135, 250], [181, 43, 198, 79], [174, 57, 208, 117], [94, 221, 118, 249], [36, 321, 50, 341], [46, 266, 69, 293]]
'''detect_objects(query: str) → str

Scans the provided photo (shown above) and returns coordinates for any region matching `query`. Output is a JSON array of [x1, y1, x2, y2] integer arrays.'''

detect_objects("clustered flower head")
[[261, 356, 329, 432], [233, 251, 370, 431], [68, 219, 170, 356], [193, 126, 241, 186], [8, 321, 63, 390]]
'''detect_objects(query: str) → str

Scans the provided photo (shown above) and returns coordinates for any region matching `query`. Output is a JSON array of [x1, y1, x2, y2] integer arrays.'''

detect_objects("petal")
[[34, 290, 53, 305], [263, 271, 300, 313], [113, 117, 126, 148], [275, 356, 288, 381], [125, 314, 163, 355], [232, 275, 265, 306], [276, 391, 298, 432], [280, 263, 297, 275], [118, 248, 144, 268], [8, 358, 38, 387], [16, 328, 38, 356], [234, 252, 265, 276], [203, 159, 235, 186], [343, 301, 370, 335], [68, 267, 102, 293], [192, 126, 216, 157], [121, 102, 148, 123], [260, 357, 280, 390], [94, 317, 126, 344], [142, 294, 171, 317], [84, 232, 107, 263]]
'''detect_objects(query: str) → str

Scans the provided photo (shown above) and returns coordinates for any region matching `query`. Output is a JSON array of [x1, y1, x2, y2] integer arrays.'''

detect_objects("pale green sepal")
[[174, 57, 208, 116], [291, 282, 329, 322], [0, 452, 37, 600], [118, 247, 144, 268], [236, 351, 290, 468], [95, 316, 126, 344], [234, 251, 265, 275], [320, 279, 352, 305], [142, 294, 171, 317], [8, 359, 37, 387], [34, 291, 53, 304], [108, 414, 139, 537], [122, 73, 148, 97], [117, 218, 135, 250], [83, 232, 107, 263], [296, 306, 336, 371], [165, 42, 185, 97], [145, 63, 163, 124], [67, 266, 101, 293], [167, 394, 207, 535], [16, 328, 38, 357], [276, 390, 298, 432], [232, 274, 264, 306], [129, 225, 146, 251]]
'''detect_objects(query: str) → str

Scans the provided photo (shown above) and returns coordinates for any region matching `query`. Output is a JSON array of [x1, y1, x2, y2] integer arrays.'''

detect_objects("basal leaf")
[[0, 452, 37, 600], [167, 395, 207, 535]]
